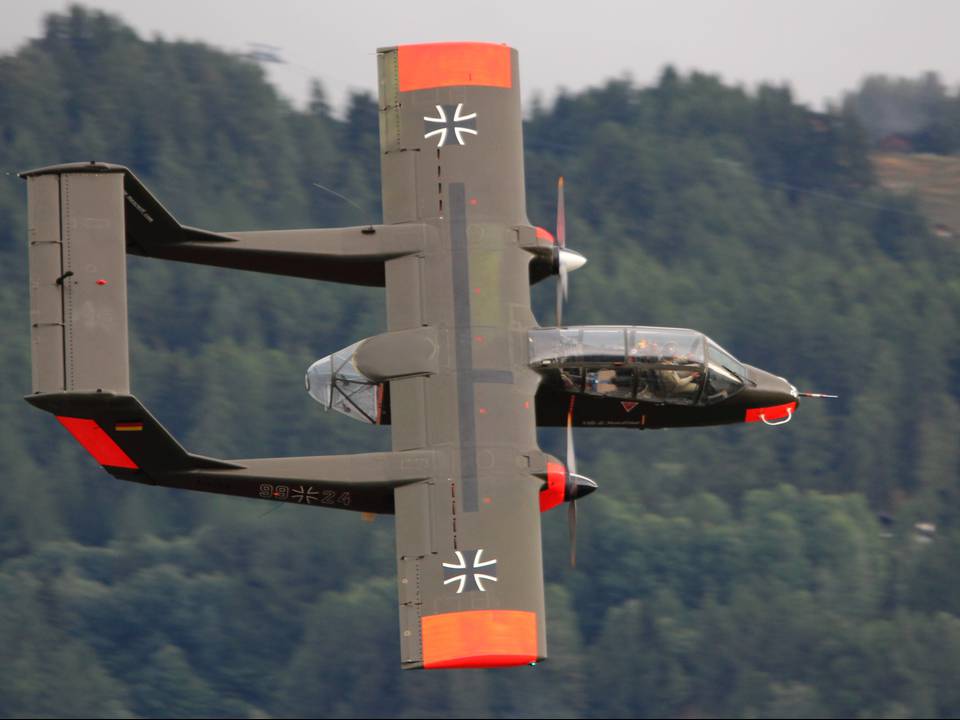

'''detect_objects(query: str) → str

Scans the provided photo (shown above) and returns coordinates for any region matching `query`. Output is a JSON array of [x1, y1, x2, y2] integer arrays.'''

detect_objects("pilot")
[[659, 365, 701, 397], [630, 338, 660, 363]]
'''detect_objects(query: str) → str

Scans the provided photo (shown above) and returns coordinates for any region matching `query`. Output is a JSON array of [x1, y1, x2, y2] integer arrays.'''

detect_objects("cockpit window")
[[529, 327, 750, 407], [529, 326, 707, 406], [703, 340, 746, 403], [706, 341, 746, 380], [628, 329, 703, 366], [529, 327, 580, 367], [580, 328, 626, 362]]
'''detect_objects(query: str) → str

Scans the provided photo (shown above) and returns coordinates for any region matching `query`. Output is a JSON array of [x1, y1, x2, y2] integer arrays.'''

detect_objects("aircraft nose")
[[744, 365, 799, 408]]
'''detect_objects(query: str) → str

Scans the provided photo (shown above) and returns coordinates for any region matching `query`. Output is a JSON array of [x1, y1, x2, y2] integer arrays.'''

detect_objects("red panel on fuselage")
[[745, 401, 796, 423]]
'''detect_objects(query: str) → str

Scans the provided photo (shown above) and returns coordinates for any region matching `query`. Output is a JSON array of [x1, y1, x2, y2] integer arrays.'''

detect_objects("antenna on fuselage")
[[312, 182, 375, 233]]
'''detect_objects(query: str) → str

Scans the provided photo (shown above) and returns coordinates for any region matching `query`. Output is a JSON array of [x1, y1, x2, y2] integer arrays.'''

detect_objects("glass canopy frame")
[[528, 326, 748, 406]]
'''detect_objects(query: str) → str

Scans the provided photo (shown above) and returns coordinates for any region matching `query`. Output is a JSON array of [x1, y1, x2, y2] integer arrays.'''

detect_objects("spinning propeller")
[[564, 397, 597, 568], [548, 177, 592, 566], [554, 177, 586, 328]]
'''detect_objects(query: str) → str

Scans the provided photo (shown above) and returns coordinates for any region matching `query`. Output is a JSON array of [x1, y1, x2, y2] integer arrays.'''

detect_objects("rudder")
[[26, 166, 129, 395]]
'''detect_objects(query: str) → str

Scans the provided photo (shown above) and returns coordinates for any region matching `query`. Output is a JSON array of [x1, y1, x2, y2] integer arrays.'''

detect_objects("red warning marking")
[[474, 335, 485, 343], [621, 401, 639, 413], [469, 197, 478, 206], [478, 408, 487, 415], [95, 279, 108, 286], [483, 497, 492, 505], [473, 287, 481, 294], [523, 400, 530, 409]]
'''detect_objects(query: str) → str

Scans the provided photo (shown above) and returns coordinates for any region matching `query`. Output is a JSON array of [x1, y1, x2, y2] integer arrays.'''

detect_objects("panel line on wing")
[[449, 183, 479, 513]]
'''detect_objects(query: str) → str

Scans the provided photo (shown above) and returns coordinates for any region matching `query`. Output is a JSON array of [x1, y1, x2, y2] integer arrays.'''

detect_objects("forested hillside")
[[1, 7, 959, 718]]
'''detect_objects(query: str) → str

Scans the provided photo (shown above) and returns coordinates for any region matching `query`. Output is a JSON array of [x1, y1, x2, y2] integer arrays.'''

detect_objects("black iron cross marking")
[[290, 485, 318, 504], [442, 549, 497, 593], [423, 103, 478, 148]]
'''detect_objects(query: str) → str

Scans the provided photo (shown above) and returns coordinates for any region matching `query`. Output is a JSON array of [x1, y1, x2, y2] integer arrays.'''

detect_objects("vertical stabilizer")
[[26, 167, 129, 394]]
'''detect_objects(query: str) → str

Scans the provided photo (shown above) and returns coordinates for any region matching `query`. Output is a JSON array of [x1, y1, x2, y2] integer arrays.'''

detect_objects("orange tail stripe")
[[422, 609, 537, 669], [398, 43, 512, 92], [56, 416, 138, 469]]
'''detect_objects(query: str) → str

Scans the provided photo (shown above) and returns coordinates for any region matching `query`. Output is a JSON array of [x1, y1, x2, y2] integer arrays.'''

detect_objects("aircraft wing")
[[21, 42, 557, 671], [394, 473, 546, 669], [376, 43, 551, 667]]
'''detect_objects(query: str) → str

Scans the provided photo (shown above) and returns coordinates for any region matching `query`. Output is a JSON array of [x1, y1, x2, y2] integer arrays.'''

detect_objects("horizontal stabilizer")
[[26, 391, 438, 514], [26, 391, 240, 480], [21, 162, 428, 286]]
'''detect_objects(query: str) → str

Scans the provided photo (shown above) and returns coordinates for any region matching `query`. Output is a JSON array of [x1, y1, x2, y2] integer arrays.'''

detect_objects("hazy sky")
[[2, 0, 959, 114]]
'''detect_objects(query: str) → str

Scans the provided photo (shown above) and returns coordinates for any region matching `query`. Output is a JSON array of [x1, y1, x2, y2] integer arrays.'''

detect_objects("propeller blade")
[[566, 398, 577, 475], [555, 269, 564, 328], [566, 396, 578, 568], [555, 176, 567, 327], [568, 500, 577, 568], [557, 176, 566, 249]]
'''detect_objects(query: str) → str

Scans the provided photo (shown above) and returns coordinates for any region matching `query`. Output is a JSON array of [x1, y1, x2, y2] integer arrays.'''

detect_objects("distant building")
[[932, 224, 955, 239]]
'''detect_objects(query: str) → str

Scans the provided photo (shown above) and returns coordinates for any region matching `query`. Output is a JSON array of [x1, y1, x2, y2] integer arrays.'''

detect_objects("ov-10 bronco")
[[22, 42, 830, 670]]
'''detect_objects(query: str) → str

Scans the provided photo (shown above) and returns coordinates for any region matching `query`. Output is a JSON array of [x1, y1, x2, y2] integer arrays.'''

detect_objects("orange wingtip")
[[397, 43, 512, 92], [421, 609, 538, 669]]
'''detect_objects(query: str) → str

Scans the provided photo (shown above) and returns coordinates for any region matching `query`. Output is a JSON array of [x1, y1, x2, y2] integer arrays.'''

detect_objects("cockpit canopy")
[[529, 326, 748, 406]]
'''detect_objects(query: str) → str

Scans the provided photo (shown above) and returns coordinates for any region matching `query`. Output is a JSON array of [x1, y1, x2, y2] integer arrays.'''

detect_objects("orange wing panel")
[[398, 43, 512, 92], [421, 609, 537, 669]]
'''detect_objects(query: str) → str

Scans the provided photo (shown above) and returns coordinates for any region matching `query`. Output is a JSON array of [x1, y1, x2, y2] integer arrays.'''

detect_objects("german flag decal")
[[114, 421, 144, 432]]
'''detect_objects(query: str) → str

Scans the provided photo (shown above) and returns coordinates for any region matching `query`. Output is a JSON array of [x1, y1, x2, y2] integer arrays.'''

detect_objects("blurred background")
[[1, 3, 958, 717]]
